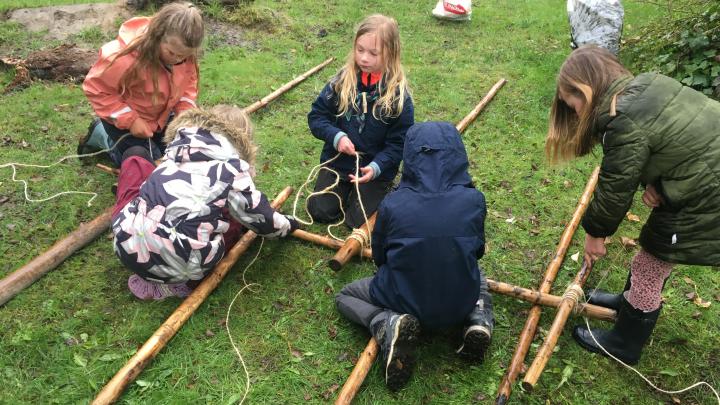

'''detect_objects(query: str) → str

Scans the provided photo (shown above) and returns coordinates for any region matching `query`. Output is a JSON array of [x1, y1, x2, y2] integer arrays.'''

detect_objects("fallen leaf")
[[474, 392, 487, 402], [693, 296, 711, 308], [290, 349, 303, 358], [691, 311, 702, 319], [570, 252, 580, 262], [626, 212, 641, 222], [683, 276, 695, 285], [321, 383, 340, 400], [499, 180, 512, 190], [563, 180, 572, 188], [261, 161, 270, 173], [685, 292, 697, 301], [0, 196, 8, 204], [327, 325, 337, 340], [529, 228, 540, 236], [505, 216, 516, 224], [531, 163, 539, 171], [671, 396, 681, 404], [304, 393, 312, 401], [603, 237, 613, 245], [541, 178, 551, 186], [205, 329, 215, 337], [620, 237, 637, 248], [336, 352, 349, 362], [21, 140, 29, 148]]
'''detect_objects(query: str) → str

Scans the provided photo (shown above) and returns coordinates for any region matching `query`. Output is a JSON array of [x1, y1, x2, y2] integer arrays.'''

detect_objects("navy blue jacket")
[[307, 71, 414, 182], [369, 122, 486, 329]]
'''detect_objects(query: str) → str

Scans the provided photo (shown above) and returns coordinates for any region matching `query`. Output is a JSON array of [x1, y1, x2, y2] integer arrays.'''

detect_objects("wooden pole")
[[456, 78, 508, 134], [96, 163, 119, 175], [495, 166, 599, 405], [522, 261, 594, 390], [327, 78, 508, 272], [244, 57, 335, 114], [292, 229, 372, 259], [92, 187, 293, 405], [0, 57, 333, 306], [327, 213, 377, 271], [0, 207, 114, 307], [333, 80, 507, 403], [486, 278, 614, 322]]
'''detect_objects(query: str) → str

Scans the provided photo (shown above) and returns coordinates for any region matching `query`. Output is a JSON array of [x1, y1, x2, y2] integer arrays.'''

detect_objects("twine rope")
[[0, 133, 132, 207]]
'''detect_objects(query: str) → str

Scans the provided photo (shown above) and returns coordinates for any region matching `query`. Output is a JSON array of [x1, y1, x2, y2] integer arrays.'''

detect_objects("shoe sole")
[[457, 325, 491, 361], [572, 326, 640, 365], [385, 314, 420, 391]]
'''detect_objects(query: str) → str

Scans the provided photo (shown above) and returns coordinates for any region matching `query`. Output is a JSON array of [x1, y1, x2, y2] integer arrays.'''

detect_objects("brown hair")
[[111, 2, 204, 106], [165, 105, 257, 167], [334, 14, 409, 120], [545, 45, 631, 163]]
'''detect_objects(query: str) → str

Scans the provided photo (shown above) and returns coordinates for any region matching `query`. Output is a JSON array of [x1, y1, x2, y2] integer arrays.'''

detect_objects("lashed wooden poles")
[[333, 80, 507, 404], [0, 57, 333, 307], [327, 78, 508, 272], [244, 57, 334, 114], [486, 278, 614, 322], [522, 260, 593, 390], [494, 166, 600, 405], [92, 187, 293, 405], [293, 229, 372, 259], [0, 207, 114, 306]]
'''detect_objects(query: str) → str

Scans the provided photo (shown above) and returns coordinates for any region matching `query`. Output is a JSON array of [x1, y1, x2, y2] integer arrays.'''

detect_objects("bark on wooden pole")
[[494, 166, 600, 405], [522, 261, 594, 390], [244, 57, 335, 114], [92, 187, 293, 405], [292, 229, 372, 259], [327, 78, 508, 272], [333, 80, 507, 403], [486, 278, 614, 322], [0, 207, 114, 306], [0, 57, 333, 306]]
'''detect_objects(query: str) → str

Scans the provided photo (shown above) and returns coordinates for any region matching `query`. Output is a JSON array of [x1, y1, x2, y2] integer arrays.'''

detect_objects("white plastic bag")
[[567, 0, 624, 55], [432, 0, 472, 21]]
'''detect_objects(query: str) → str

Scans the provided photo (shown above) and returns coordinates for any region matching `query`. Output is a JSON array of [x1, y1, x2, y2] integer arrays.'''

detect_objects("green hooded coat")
[[582, 73, 720, 266]]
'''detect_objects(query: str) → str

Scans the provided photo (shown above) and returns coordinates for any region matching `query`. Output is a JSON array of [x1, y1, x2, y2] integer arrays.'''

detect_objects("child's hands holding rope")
[[129, 118, 153, 139], [337, 136, 356, 156], [349, 166, 374, 184]]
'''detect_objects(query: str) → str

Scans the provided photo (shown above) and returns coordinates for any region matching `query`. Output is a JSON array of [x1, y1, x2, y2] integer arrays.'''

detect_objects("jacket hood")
[[398, 121, 472, 192], [118, 17, 151, 47], [164, 127, 244, 166]]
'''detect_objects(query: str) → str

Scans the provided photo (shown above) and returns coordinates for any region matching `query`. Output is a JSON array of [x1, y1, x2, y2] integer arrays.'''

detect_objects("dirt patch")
[[205, 19, 256, 50], [7, 3, 130, 41], [1, 44, 96, 92]]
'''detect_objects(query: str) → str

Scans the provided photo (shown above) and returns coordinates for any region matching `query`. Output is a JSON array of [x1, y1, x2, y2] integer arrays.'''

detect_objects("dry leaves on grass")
[[620, 237, 637, 249], [683, 276, 712, 308], [626, 212, 641, 222], [570, 252, 580, 262]]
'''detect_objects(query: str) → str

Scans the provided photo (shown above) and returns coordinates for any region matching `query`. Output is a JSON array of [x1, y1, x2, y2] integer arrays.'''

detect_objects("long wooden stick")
[[327, 213, 377, 271], [456, 78, 508, 134], [333, 80, 507, 404], [293, 229, 372, 259], [486, 278, 614, 322], [244, 57, 334, 114], [0, 207, 113, 306], [495, 166, 600, 404], [327, 78, 508, 272], [92, 187, 293, 405], [522, 261, 594, 390], [0, 57, 333, 306]]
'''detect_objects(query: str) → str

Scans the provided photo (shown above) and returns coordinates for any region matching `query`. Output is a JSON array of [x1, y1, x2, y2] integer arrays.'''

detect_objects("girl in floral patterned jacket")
[[112, 105, 299, 300]]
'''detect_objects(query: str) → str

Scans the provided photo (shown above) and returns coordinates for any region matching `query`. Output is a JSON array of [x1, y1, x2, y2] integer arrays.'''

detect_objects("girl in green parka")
[[546, 45, 720, 365]]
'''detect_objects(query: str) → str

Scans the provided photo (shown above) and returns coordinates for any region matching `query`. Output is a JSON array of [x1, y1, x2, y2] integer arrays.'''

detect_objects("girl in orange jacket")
[[82, 2, 203, 165]]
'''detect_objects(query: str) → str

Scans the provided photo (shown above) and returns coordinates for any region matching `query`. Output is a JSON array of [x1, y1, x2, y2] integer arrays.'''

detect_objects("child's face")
[[558, 87, 586, 116], [160, 36, 195, 66], [354, 33, 383, 73]]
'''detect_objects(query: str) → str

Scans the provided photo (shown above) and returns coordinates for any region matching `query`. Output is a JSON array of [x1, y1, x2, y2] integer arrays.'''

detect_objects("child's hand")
[[584, 234, 606, 264], [349, 166, 374, 184], [337, 136, 357, 156], [642, 184, 664, 208], [129, 118, 153, 139]]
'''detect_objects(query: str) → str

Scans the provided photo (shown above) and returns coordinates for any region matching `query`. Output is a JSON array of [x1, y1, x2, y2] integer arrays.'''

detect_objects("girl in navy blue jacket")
[[335, 122, 494, 391], [307, 14, 414, 228]]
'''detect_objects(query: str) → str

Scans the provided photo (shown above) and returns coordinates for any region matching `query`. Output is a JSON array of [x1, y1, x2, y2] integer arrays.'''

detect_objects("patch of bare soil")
[[1, 44, 97, 92]]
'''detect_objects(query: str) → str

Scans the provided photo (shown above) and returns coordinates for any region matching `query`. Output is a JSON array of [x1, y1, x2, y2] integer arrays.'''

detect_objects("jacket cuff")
[[333, 132, 348, 150], [581, 217, 612, 238], [111, 107, 139, 130], [368, 162, 381, 180]]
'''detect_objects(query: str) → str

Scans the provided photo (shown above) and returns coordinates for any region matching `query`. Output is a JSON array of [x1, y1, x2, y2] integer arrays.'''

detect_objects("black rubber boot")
[[587, 271, 631, 310], [372, 313, 421, 391], [572, 296, 660, 365], [456, 292, 493, 362]]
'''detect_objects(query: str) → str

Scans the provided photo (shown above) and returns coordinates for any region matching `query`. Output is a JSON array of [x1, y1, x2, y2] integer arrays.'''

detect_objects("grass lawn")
[[0, 0, 718, 404]]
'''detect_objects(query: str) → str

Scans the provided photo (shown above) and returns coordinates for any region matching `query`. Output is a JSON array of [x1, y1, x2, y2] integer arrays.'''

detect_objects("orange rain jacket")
[[83, 17, 198, 132]]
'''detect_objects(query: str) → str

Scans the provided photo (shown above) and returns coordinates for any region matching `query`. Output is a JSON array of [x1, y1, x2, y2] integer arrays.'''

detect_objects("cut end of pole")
[[521, 381, 535, 392], [495, 394, 508, 405], [328, 259, 342, 272]]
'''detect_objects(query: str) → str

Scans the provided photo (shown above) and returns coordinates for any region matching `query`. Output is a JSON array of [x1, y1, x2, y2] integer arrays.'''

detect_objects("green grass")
[[1, 0, 718, 404]]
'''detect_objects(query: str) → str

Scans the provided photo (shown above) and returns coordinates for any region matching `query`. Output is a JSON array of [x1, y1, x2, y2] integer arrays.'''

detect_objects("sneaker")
[[456, 324, 491, 361], [127, 274, 192, 300], [376, 314, 420, 391]]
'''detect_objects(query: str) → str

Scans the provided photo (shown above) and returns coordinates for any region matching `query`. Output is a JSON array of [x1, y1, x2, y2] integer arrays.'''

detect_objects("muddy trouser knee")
[[468, 272, 494, 332], [335, 277, 392, 334]]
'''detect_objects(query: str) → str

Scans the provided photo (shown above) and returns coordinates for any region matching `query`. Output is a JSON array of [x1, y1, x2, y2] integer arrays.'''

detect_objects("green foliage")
[[626, 2, 720, 98]]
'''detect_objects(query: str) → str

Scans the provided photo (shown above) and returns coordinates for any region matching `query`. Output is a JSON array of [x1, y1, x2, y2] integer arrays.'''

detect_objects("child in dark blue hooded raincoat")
[[335, 121, 494, 391]]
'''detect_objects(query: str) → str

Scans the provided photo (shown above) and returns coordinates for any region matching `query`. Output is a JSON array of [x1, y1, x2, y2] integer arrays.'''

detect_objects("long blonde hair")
[[165, 105, 257, 167], [334, 14, 409, 120], [546, 45, 631, 163], [110, 2, 204, 106]]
